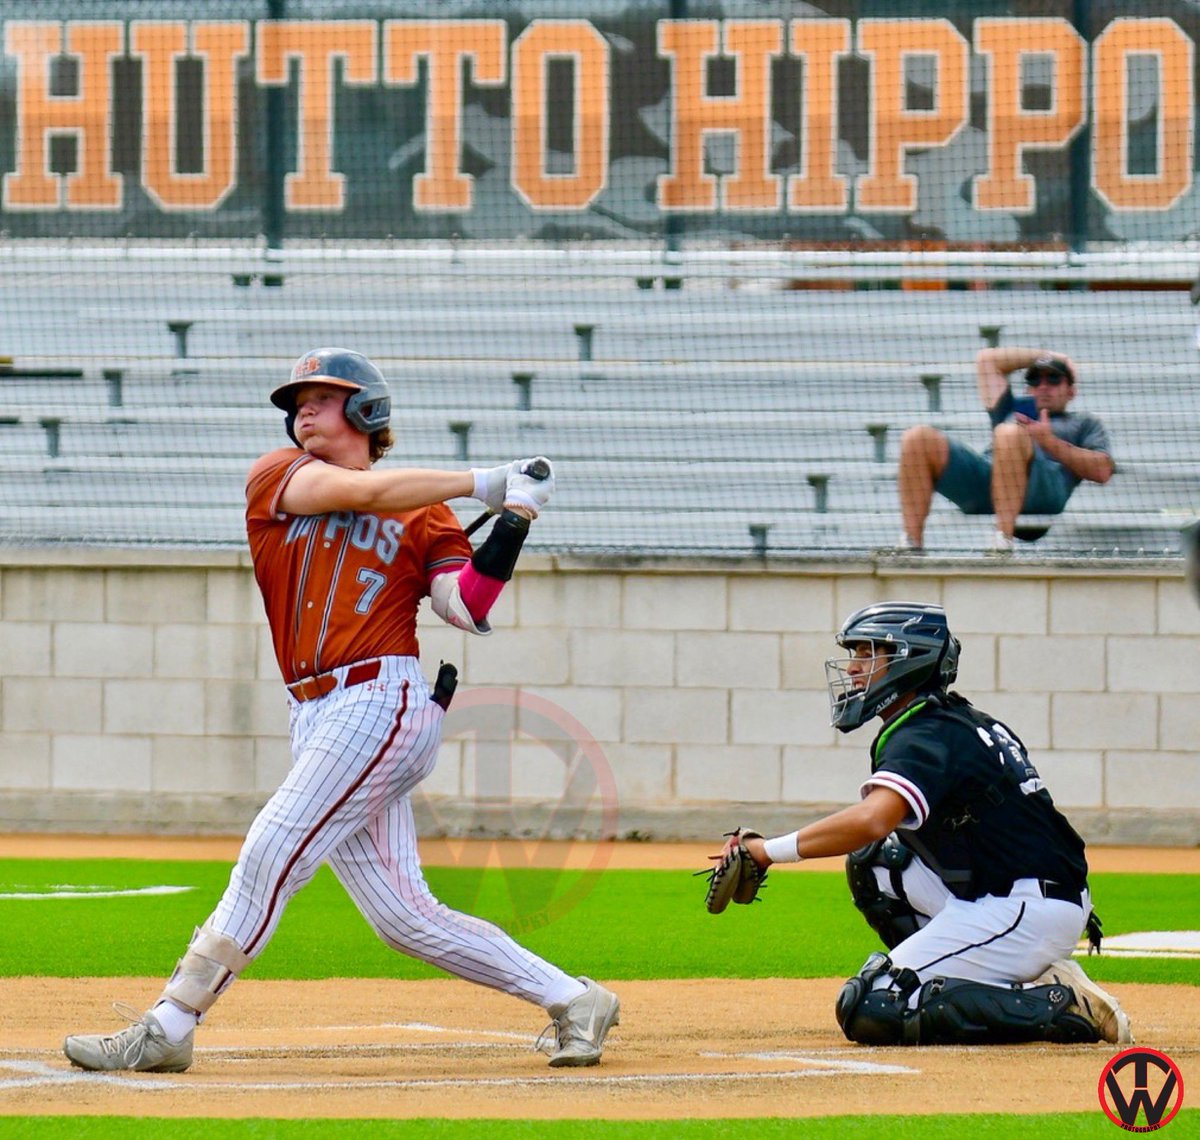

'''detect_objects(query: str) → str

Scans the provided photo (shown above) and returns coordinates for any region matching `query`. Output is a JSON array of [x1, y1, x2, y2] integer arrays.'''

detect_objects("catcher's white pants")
[[872, 855, 1090, 987], [206, 655, 578, 1007]]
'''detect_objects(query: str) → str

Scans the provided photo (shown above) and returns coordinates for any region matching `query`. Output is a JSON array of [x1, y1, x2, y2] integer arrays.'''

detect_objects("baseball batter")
[[714, 601, 1133, 1047], [64, 347, 619, 1073]]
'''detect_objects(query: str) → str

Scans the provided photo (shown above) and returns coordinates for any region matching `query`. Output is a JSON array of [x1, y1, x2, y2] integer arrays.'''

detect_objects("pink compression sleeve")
[[456, 562, 506, 623]]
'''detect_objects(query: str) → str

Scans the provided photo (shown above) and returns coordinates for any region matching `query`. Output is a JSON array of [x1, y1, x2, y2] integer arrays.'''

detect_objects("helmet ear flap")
[[944, 637, 962, 686]]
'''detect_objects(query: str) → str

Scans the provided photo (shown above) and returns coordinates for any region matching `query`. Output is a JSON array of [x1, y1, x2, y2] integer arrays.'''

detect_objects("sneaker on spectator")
[[881, 533, 924, 555], [986, 530, 1015, 555]]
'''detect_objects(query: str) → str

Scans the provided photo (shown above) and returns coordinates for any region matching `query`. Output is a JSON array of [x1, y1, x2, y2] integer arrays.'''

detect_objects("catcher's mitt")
[[697, 829, 767, 914]]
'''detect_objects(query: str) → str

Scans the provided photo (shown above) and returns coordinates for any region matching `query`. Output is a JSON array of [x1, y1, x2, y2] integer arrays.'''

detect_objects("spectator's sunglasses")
[[1026, 372, 1067, 387]]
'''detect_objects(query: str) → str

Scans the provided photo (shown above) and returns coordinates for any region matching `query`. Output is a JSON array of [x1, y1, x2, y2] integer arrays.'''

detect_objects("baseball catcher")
[[702, 601, 1132, 1047]]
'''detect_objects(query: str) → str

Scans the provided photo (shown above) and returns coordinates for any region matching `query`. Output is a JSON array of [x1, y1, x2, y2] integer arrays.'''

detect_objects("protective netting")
[[1, 3, 1198, 557]]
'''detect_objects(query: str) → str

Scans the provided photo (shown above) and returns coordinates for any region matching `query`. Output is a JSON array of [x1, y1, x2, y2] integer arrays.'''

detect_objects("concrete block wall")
[[0, 547, 1196, 844]]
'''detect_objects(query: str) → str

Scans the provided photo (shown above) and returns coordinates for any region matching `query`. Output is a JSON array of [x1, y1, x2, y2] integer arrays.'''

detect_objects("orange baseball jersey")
[[246, 448, 471, 682]]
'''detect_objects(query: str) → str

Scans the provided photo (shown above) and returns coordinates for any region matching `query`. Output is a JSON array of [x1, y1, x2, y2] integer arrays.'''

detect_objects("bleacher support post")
[[512, 372, 534, 410], [168, 320, 193, 359], [807, 474, 830, 513], [573, 324, 595, 362], [449, 421, 472, 461], [919, 373, 943, 412], [103, 368, 124, 408], [866, 423, 889, 463], [748, 523, 771, 557], [39, 417, 62, 458]]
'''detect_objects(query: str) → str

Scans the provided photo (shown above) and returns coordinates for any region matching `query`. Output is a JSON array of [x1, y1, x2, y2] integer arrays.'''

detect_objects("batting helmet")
[[825, 602, 961, 733], [270, 347, 392, 444]]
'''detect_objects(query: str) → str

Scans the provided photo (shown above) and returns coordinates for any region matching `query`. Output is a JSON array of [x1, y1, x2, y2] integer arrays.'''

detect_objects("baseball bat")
[[463, 457, 551, 537]]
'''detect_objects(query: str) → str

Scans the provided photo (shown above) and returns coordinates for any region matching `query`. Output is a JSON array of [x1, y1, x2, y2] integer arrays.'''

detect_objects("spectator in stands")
[[896, 348, 1114, 554]]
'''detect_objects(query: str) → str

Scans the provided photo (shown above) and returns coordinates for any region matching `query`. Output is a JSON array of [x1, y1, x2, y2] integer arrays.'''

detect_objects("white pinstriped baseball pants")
[[206, 655, 578, 1007]]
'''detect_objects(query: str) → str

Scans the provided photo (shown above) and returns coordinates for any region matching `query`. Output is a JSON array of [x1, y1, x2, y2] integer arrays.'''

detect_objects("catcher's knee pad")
[[834, 952, 921, 1045], [160, 926, 251, 1015], [915, 977, 1102, 1045], [845, 834, 922, 950]]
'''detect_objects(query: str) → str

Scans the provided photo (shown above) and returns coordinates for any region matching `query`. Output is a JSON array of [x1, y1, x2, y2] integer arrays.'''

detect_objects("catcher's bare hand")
[[696, 828, 768, 914]]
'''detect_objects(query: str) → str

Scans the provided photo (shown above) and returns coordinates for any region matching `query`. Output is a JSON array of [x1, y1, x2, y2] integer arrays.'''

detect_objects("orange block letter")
[[511, 21, 609, 211], [384, 20, 506, 212], [132, 22, 249, 212], [257, 20, 377, 212], [788, 19, 850, 213], [3, 21, 123, 211], [973, 19, 1086, 213], [855, 19, 969, 213], [658, 19, 784, 212], [1093, 18, 1193, 212]]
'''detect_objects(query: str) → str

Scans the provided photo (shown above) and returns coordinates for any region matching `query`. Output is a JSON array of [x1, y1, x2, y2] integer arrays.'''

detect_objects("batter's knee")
[[834, 952, 921, 1046]]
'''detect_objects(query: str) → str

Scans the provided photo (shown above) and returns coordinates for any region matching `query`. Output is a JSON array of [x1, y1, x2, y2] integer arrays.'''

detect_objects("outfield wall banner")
[[1, 2, 1198, 245]]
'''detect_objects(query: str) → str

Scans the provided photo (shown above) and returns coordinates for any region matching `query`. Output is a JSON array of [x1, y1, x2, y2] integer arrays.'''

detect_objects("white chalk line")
[[0, 1036, 918, 1094], [0, 1060, 915, 1093], [0, 885, 194, 900]]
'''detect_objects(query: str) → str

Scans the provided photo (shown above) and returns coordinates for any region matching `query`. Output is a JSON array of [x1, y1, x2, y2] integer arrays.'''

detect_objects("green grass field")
[[1, 857, 1196, 1137], [1, 859, 1195, 986], [3, 1112, 1181, 1139]]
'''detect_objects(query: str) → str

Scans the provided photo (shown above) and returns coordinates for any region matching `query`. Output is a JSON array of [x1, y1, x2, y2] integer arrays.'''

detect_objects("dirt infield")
[[0, 837, 1196, 1120], [0, 977, 1196, 1120]]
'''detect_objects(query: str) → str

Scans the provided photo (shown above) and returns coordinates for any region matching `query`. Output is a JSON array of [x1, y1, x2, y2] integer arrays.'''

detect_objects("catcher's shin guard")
[[845, 835, 923, 950], [160, 926, 251, 1015], [835, 952, 921, 1045], [915, 977, 1102, 1045]]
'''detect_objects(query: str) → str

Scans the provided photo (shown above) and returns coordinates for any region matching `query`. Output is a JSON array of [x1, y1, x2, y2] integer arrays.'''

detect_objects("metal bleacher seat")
[[3, 248, 1197, 556]]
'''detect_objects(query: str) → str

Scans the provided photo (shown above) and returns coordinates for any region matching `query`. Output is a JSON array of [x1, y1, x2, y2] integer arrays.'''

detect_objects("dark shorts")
[[935, 440, 1073, 515]]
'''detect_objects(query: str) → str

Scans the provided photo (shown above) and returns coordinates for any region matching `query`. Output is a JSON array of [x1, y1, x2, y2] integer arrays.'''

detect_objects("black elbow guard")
[[471, 509, 530, 582]]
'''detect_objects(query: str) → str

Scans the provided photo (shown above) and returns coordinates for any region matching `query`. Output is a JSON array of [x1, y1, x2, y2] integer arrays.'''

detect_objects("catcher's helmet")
[[825, 602, 960, 733], [270, 347, 391, 444]]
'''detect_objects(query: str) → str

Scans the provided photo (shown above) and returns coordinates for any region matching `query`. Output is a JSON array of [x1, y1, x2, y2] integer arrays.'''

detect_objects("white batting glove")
[[504, 457, 555, 518], [470, 461, 516, 514]]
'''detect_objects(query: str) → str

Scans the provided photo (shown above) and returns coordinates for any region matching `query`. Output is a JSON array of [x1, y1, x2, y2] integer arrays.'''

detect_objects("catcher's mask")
[[270, 347, 391, 444], [825, 602, 960, 733]]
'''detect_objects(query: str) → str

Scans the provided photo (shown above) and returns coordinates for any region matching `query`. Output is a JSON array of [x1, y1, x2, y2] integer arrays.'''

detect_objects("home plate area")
[[1, 976, 1196, 1120]]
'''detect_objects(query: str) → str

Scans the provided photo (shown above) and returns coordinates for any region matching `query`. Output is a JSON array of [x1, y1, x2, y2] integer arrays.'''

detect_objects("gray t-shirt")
[[988, 390, 1111, 489]]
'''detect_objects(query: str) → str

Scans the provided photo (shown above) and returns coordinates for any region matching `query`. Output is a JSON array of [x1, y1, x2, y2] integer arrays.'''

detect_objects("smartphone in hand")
[[1011, 396, 1038, 419]]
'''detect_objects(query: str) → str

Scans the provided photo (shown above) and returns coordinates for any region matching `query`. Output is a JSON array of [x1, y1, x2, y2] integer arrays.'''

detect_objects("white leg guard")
[[159, 926, 251, 1015]]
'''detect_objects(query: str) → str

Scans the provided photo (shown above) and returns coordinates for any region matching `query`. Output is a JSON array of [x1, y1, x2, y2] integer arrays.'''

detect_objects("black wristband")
[[471, 509, 530, 582]]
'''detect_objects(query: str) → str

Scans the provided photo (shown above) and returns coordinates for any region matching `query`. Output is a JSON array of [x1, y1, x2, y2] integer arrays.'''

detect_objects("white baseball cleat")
[[64, 1003, 194, 1073], [538, 977, 620, 1067], [1033, 958, 1133, 1045]]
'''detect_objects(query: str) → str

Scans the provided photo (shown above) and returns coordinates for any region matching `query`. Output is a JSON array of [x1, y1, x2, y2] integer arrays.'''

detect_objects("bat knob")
[[523, 457, 551, 481]]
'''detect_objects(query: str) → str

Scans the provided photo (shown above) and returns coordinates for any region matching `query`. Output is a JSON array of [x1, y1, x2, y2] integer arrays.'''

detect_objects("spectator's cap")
[[1024, 355, 1074, 384]]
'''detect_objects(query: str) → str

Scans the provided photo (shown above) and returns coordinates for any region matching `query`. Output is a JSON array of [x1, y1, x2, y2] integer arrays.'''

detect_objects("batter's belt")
[[287, 658, 381, 703]]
